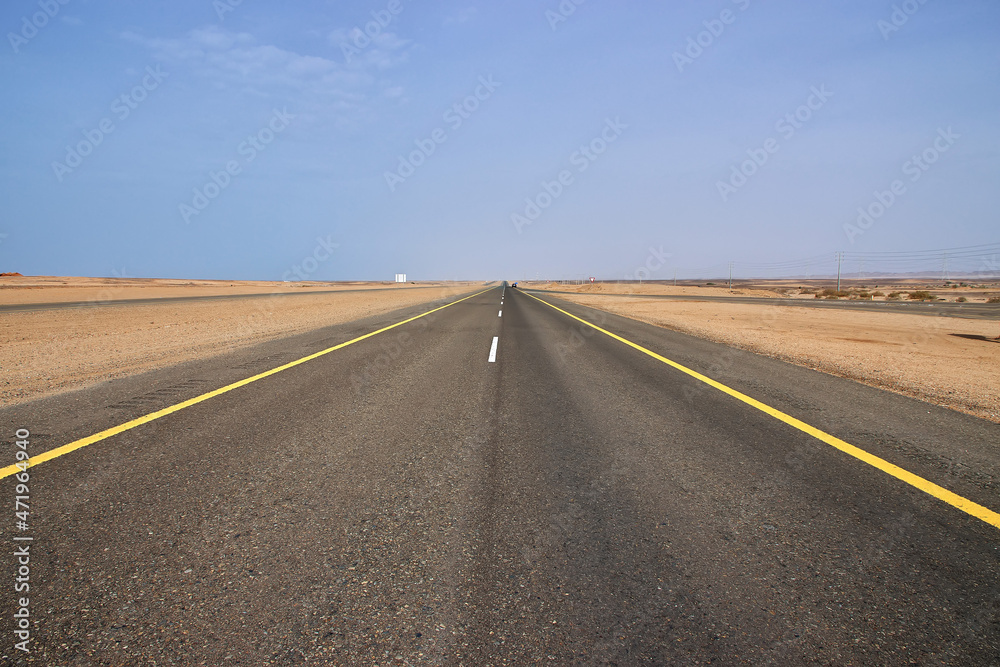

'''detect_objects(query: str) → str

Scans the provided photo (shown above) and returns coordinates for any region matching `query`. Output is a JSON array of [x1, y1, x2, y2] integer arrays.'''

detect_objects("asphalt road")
[[529, 288, 1000, 320], [2, 285, 999, 664]]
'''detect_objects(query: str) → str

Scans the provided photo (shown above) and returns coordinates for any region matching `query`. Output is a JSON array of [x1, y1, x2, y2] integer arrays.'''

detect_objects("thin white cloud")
[[327, 28, 413, 70], [122, 26, 400, 97]]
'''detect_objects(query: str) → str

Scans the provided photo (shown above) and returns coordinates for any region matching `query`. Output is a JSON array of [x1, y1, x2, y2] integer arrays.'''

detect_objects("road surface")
[[2, 285, 998, 664]]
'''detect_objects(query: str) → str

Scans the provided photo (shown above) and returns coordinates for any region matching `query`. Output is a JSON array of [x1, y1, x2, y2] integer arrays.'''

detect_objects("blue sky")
[[1, 0, 997, 281]]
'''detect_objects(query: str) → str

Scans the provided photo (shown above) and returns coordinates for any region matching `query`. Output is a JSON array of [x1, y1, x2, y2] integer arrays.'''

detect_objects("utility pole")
[[836, 252, 843, 292], [728, 262, 734, 291], [673, 269, 677, 286]]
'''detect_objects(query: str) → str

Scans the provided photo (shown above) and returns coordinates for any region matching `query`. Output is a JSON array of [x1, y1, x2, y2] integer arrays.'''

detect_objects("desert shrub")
[[706, 282, 716, 286], [853, 290, 871, 299], [871, 291, 885, 297], [908, 291, 934, 301], [886, 293, 902, 301], [988, 297, 1000, 304], [956, 296, 967, 302], [800, 288, 815, 294], [818, 288, 849, 298]]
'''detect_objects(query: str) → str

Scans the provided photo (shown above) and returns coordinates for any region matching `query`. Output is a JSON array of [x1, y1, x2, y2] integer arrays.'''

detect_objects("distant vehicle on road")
[[511, 282, 518, 288]]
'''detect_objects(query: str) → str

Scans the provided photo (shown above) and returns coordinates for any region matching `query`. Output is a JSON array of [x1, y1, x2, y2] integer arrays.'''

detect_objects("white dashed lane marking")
[[488, 336, 499, 363]]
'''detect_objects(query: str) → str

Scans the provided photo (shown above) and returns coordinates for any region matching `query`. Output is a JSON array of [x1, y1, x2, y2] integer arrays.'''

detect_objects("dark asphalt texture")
[[2, 285, 999, 665], [529, 288, 1000, 321]]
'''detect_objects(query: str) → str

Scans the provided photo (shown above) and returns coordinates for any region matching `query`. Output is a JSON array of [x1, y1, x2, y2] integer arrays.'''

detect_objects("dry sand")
[[4, 276, 997, 422], [531, 286, 1000, 423], [530, 280, 1000, 303], [0, 275, 442, 305], [530, 282, 786, 299], [0, 278, 481, 407]]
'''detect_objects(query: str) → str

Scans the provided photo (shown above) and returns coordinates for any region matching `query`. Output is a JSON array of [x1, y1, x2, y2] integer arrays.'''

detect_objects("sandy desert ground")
[[0, 277, 481, 407], [530, 281, 1000, 423], [3, 276, 998, 422], [0, 275, 447, 304], [535, 278, 1000, 302]]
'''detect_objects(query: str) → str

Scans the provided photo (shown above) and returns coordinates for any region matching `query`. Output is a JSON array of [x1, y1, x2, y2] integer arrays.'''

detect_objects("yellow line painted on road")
[[523, 290, 1000, 531], [0, 288, 495, 481]]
